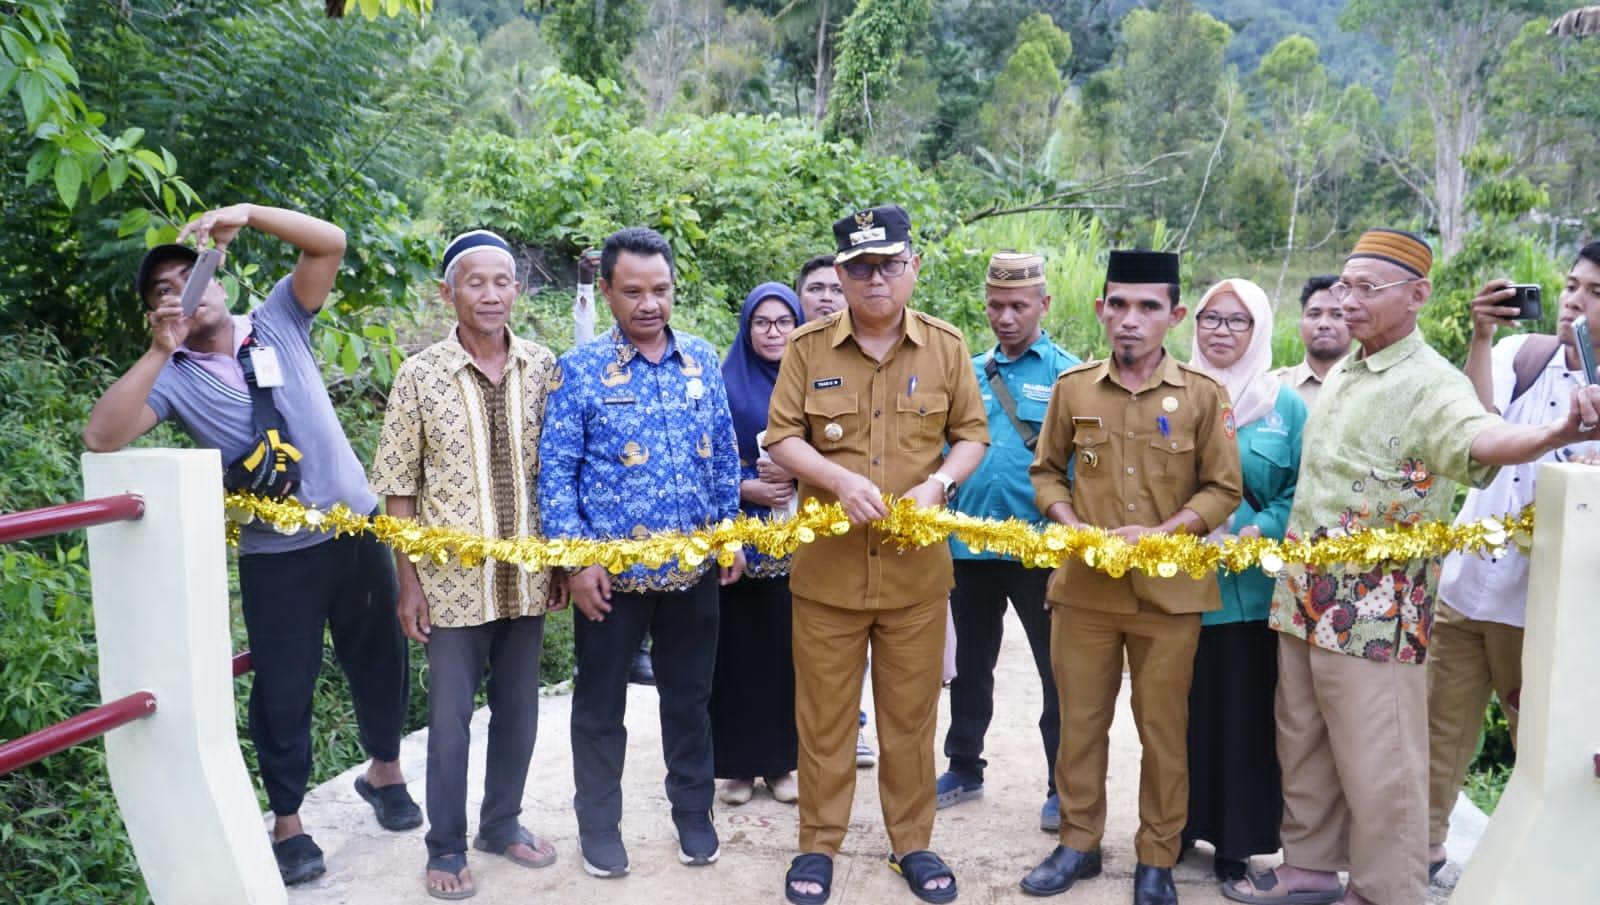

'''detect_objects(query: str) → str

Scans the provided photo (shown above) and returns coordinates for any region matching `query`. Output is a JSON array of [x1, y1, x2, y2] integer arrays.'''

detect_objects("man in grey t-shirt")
[[84, 204, 416, 886]]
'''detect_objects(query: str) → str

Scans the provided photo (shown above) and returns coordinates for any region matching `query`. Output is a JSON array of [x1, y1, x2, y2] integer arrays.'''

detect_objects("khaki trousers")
[[792, 594, 945, 856], [1053, 604, 1200, 867], [1277, 636, 1427, 905], [1426, 600, 1523, 844]]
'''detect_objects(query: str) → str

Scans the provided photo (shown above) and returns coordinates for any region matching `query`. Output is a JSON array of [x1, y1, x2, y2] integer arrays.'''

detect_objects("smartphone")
[[180, 248, 221, 317], [1507, 283, 1542, 322], [1575, 315, 1597, 386]]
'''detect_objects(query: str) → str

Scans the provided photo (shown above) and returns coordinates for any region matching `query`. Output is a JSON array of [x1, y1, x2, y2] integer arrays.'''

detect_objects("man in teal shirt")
[[937, 252, 1080, 831]]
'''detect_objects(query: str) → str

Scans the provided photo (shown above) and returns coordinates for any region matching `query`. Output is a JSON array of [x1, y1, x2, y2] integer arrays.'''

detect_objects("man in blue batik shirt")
[[937, 252, 1081, 832], [538, 226, 745, 880]]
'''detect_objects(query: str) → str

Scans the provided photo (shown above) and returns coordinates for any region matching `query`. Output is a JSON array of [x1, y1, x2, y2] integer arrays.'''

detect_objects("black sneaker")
[[628, 648, 656, 686], [580, 829, 629, 878], [671, 809, 720, 865], [272, 833, 325, 886]]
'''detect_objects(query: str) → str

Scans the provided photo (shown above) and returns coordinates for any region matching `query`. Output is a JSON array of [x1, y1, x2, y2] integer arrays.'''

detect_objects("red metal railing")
[[0, 493, 145, 545], [0, 692, 157, 775], [0, 494, 150, 776]]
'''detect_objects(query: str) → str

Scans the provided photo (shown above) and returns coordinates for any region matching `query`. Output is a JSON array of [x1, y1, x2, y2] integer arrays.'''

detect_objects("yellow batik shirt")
[[371, 327, 558, 628]]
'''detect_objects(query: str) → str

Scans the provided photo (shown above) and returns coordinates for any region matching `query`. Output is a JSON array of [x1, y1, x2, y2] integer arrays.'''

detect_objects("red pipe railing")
[[0, 691, 157, 776], [0, 493, 145, 545]]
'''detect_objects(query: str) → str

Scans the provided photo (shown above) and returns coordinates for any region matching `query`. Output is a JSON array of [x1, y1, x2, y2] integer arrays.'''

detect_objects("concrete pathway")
[[282, 608, 1482, 904]]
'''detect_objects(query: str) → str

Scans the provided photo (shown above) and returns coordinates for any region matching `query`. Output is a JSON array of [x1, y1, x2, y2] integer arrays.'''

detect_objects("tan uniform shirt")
[[766, 308, 988, 609], [1030, 354, 1242, 615], [1272, 360, 1324, 410]]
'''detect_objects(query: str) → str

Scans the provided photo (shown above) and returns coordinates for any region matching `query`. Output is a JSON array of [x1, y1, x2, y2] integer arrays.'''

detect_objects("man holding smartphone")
[[83, 204, 417, 886], [1425, 241, 1600, 879]]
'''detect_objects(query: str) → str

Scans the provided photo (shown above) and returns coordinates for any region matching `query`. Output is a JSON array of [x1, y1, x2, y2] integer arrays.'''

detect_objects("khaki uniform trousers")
[[1426, 600, 1523, 844], [1277, 636, 1427, 905], [792, 593, 946, 856], [1053, 604, 1201, 867]]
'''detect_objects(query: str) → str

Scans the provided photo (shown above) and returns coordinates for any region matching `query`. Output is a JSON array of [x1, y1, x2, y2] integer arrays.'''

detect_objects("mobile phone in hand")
[[180, 248, 221, 317], [1575, 315, 1597, 386], [1507, 284, 1542, 321]]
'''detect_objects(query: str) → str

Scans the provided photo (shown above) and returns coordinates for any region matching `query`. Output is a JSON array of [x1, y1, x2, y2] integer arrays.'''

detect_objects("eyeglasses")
[[1195, 312, 1254, 333], [840, 258, 911, 281], [751, 315, 796, 334], [1329, 278, 1419, 302]]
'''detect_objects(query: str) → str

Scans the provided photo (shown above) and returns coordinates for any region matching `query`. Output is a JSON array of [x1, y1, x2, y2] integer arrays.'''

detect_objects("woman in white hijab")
[[1180, 278, 1309, 886]]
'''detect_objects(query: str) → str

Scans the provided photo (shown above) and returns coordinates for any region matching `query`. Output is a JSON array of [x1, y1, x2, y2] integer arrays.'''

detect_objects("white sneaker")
[[856, 730, 877, 768], [718, 778, 754, 805]]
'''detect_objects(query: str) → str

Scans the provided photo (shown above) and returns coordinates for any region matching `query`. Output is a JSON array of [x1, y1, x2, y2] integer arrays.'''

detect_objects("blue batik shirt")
[[951, 331, 1081, 560], [538, 325, 742, 593]]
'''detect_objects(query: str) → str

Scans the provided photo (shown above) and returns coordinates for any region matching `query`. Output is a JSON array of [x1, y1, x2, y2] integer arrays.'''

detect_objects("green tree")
[[1255, 34, 1357, 299], [547, 0, 646, 88], [976, 13, 1071, 167], [1105, 0, 1236, 248], [1341, 0, 1566, 255], [821, 0, 931, 143]]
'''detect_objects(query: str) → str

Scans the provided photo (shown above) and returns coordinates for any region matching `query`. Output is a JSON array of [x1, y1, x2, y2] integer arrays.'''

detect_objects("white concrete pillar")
[[1452, 463, 1600, 903], [82, 450, 285, 905]]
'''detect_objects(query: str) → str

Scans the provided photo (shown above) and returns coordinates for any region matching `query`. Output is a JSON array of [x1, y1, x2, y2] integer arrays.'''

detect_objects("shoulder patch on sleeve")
[[1221, 404, 1237, 439]]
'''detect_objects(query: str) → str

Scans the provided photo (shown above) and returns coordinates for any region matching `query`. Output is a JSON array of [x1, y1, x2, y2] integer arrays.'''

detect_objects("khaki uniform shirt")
[[371, 328, 557, 628], [766, 308, 988, 609], [1030, 354, 1243, 614], [1272, 360, 1325, 410]]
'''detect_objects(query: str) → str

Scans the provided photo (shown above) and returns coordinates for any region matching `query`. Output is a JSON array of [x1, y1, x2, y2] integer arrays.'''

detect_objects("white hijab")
[[1190, 278, 1280, 428]]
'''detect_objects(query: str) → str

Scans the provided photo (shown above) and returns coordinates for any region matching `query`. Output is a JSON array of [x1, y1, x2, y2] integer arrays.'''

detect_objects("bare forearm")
[[934, 439, 986, 484], [82, 349, 167, 451], [1470, 421, 1562, 466], [1463, 333, 1497, 412]]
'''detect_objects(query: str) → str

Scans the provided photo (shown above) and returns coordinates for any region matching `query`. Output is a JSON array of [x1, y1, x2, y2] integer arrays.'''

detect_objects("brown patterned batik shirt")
[[371, 327, 558, 628]]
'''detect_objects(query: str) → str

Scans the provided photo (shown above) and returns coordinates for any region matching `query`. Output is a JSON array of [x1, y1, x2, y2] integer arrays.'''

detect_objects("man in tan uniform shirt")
[[767, 204, 988, 905], [1021, 250, 1242, 905]]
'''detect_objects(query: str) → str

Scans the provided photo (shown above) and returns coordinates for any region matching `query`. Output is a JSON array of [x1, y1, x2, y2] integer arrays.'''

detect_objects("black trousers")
[[571, 570, 719, 835], [237, 531, 408, 816], [711, 575, 798, 778], [943, 558, 1059, 794], [424, 616, 546, 858]]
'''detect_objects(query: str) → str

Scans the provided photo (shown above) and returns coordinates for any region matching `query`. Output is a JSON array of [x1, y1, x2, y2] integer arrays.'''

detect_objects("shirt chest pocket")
[[1072, 427, 1109, 477], [1147, 434, 1197, 481], [1250, 435, 1293, 476], [896, 392, 949, 451], [804, 393, 860, 450]]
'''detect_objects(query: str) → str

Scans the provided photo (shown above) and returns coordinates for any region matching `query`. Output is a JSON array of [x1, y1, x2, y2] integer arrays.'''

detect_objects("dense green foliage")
[[8, 0, 1600, 899]]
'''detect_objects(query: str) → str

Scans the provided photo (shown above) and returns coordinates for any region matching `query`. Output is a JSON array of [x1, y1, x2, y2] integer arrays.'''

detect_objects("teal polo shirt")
[[951, 331, 1081, 561]]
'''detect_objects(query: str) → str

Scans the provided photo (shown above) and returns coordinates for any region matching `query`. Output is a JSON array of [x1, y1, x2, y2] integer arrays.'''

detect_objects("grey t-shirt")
[[147, 276, 376, 555]]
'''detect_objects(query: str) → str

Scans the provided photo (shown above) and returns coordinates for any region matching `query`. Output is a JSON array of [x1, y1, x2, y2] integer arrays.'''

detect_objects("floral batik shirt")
[[1269, 329, 1501, 665], [538, 326, 741, 593]]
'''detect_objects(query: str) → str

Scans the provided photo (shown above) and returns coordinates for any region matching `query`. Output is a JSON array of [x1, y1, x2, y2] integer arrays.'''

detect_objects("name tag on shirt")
[[603, 396, 637, 405], [251, 346, 285, 388], [812, 377, 843, 389]]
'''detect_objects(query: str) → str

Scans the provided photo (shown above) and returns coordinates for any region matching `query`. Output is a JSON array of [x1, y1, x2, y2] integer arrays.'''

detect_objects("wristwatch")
[[929, 471, 958, 502]]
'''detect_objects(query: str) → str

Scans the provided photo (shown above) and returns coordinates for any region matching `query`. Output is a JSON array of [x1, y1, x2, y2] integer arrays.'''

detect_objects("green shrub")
[[0, 544, 151, 905]]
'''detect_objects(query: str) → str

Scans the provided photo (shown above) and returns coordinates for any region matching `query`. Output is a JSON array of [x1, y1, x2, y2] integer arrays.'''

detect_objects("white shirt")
[[1438, 333, 1599, 625]]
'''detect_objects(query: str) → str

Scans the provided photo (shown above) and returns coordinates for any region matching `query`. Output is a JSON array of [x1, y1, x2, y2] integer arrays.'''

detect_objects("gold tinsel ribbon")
[[223, 493, 1534, 579]]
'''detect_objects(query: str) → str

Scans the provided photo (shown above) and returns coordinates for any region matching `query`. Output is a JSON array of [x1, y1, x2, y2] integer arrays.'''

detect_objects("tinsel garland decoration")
[[224, 492, 1534, 578]]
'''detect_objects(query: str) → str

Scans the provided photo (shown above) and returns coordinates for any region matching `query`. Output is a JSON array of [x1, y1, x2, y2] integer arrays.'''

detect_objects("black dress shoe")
[[1133, 863, 1178, 905], [628, 647, 655, 685], [1020, 845, 1102, 896]]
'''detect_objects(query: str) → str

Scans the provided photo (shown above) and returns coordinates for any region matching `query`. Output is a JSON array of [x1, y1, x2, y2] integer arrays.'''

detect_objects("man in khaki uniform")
[[767, 204, 988, 905], [1020, 250, 1242, 905]]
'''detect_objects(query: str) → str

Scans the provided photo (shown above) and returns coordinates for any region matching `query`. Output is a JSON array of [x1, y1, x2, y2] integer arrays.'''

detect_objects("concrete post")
[[82, 450, 285, 905], [1452, 463, 1600, 903]]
